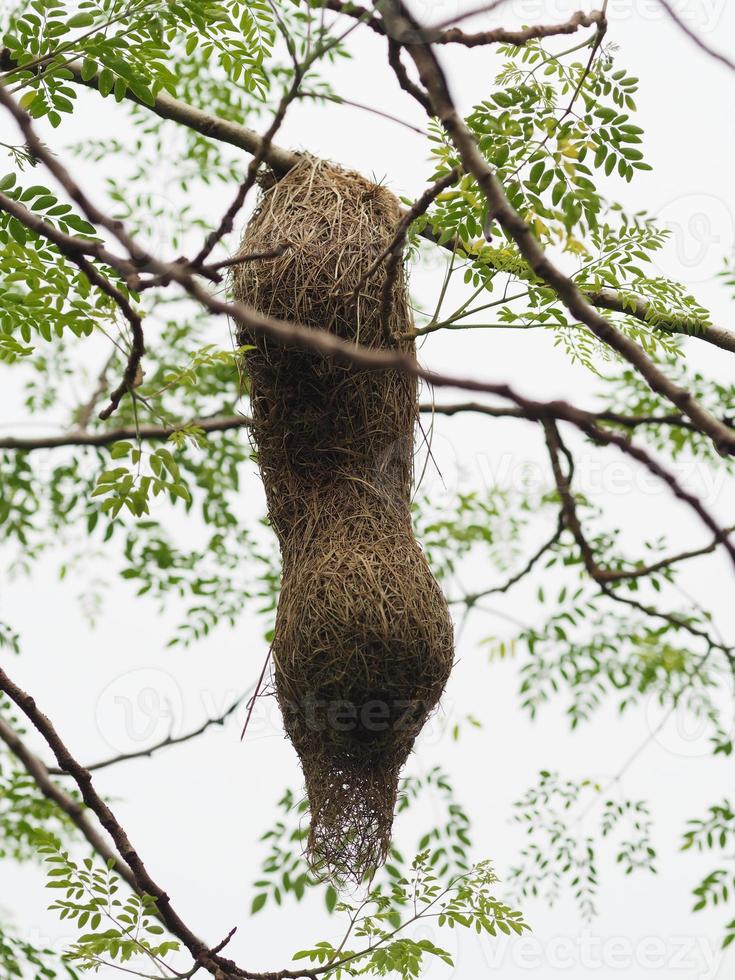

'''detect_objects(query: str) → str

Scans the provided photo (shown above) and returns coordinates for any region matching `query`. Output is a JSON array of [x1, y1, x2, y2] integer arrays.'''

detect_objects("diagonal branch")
[[0, 666, 268, 980], [351, 167, 460, 301], [376, 0, 735, 457], [588, 288, 735, 355], [656, 0, 735, 73], [448, 510, 565, 606]]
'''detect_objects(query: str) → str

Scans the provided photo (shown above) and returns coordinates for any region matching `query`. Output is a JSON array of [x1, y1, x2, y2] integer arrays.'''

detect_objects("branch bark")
[[0, 403, 724, 453]]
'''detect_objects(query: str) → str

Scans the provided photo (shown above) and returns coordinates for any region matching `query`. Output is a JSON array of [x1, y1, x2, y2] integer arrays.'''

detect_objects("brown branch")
[[424, 400, 704, 431], [602, 590, 734, 663], [0, 190, 131, 270], [208, 244, 290, 272], [190, 71, 304, 267], [376, 0, 735, 457], [0, 402, 711, 453], [70, 254, 144, 423], [435, 9, 605, 47], [0, 666, 290, 980], [75, 353, 116, 430], [0, 663, 424, 980], [352, 167, 460, 300], [386, 37, 433, 114], [449, 510, 565, 606], [0, 414, 252, 451], [0, 185, 145, 421], [543, 419, 735, 582], [377, 169, 460, 341], [318, 1, 605, 49]]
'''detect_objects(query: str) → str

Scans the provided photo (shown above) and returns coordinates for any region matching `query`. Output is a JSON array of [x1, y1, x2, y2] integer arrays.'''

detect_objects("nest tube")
[[233, 158, 454, 883]]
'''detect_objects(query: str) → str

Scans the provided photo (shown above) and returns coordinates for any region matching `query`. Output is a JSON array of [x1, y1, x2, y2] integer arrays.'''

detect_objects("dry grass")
[[232, 157, 454, 883]]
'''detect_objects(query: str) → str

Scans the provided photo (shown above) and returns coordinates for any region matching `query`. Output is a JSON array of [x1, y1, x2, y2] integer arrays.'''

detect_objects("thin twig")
[[656, 0, 735, 72], [449, 511, 565, 605], [48, 690, 250, 776]]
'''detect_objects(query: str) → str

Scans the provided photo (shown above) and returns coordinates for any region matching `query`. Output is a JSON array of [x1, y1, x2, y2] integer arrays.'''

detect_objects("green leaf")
[[251, 893, 267, 915], [80, 58, 97, 81], [325, 885, 337, 914], [67, 12, 95, 27]]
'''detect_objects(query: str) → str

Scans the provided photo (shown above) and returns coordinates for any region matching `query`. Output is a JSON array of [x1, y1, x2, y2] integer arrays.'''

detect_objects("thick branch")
[[377, 0, 735, 456], [4, 46, 732, 358]]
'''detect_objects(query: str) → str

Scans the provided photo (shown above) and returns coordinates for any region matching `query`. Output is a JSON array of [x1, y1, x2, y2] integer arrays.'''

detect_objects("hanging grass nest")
[[232, 157, 454, 883]]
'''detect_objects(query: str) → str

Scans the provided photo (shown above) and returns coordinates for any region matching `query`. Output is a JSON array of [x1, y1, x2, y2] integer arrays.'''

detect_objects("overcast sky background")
[[1, 1, 735, 978]]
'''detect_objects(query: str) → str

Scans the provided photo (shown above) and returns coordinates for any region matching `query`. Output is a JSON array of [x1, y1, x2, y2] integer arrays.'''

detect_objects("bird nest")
[[233, 157, 454, 883]]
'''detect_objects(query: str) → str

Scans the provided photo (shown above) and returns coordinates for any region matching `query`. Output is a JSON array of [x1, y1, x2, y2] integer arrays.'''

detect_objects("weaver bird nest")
[[233, 157, 454, 882]]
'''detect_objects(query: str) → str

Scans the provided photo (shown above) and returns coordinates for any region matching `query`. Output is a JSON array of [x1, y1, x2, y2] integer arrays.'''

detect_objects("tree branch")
[[0, 402, 712, 453], [656, 0, 735, 73], [376, 0, 735, 457], [317, 2, 606, 49], [588, 288, 735, 355], [448, 510, 565, 606], [0, 415, 252, 451], [0, 666, 274, 980], [543, 419, 735, 582], [47, 690, 249, 776]]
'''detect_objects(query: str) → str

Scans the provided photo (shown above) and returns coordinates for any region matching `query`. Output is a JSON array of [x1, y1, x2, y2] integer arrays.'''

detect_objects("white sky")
[[1, 1, 735, 978]]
